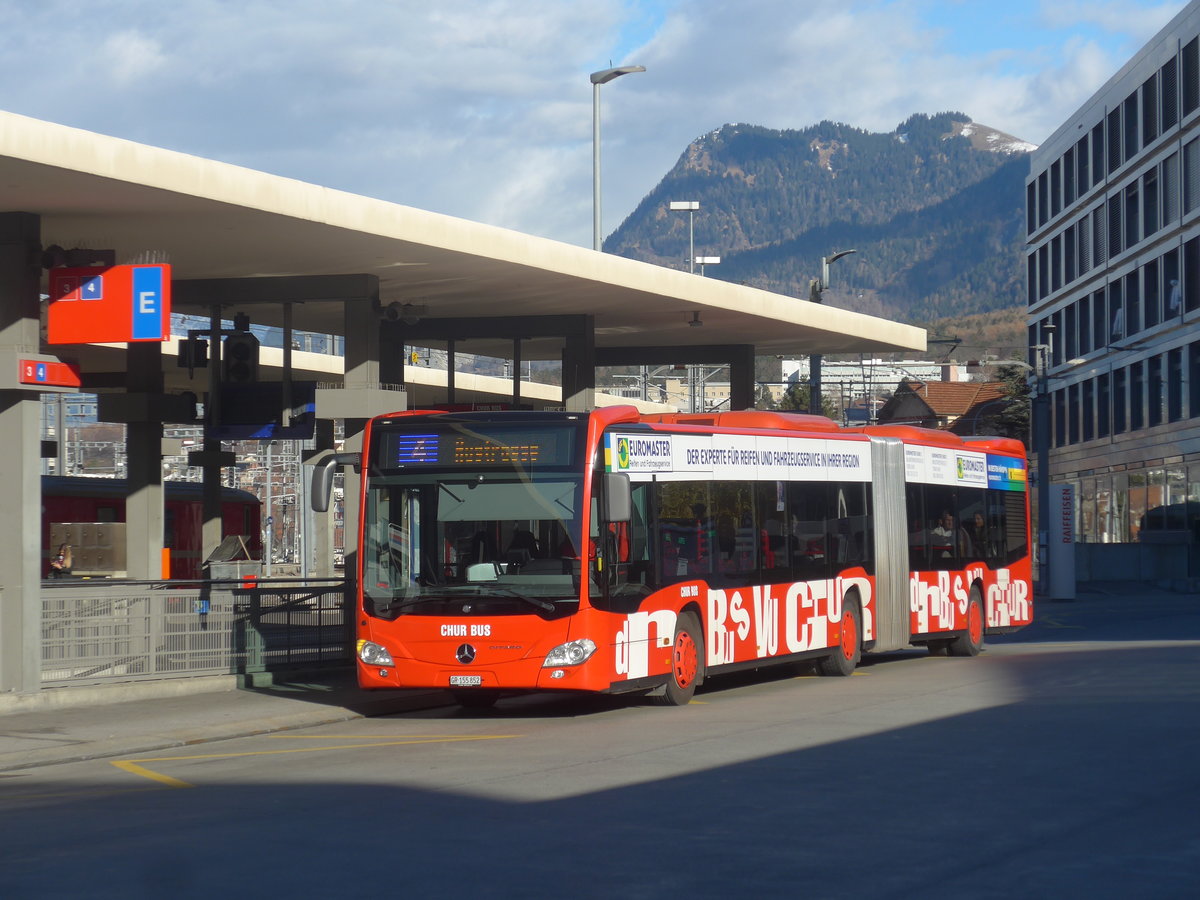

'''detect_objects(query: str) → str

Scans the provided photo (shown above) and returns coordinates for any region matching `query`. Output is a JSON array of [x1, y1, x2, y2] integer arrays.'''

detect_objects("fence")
[[40, 578, 352, 687]]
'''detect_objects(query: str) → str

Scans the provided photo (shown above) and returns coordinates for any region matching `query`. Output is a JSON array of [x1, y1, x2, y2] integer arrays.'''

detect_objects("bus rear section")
[[324, 407, 1031, 707]]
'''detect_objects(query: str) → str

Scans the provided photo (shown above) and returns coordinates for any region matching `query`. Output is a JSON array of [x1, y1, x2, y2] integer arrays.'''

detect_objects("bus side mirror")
[[311, 452, 361, 512], [605, 472, 632, 523]]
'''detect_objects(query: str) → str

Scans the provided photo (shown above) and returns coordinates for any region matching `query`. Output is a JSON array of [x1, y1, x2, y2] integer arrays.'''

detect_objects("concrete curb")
[[0, 675, 240, 716], [0, 689, 451, 773]]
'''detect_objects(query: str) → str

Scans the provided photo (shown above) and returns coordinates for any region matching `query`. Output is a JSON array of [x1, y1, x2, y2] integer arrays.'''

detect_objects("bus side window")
[[906, 483, 928, 571]]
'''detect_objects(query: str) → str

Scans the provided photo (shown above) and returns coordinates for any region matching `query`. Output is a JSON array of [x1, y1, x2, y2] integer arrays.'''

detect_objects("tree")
[[776, 381, 841, 420], [978, 364, 1031, 443]]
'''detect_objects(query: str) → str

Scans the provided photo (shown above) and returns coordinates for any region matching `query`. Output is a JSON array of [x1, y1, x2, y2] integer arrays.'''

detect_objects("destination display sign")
[[605, 431, 872, 482]]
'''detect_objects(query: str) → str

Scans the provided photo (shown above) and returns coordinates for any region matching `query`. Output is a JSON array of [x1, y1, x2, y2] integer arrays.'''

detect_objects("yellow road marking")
[[111, 760, 194, 789], [110, 734, 521, 788]]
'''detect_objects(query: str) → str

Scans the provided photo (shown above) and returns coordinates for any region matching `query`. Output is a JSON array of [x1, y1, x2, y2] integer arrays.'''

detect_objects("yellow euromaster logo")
[[616, 437, 631, 469]]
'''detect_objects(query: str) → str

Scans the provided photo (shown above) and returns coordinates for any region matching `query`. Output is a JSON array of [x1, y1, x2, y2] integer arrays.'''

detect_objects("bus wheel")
[[948, 587, 984, 657], [654, 612, 703, 706], [453, 690, 500, 709], [818, 598, 861, 677]]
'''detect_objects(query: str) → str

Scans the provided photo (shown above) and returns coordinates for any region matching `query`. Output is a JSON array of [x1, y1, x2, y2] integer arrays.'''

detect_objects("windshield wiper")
[[485, 588, 556, 612], [378, 588, 556, 614]]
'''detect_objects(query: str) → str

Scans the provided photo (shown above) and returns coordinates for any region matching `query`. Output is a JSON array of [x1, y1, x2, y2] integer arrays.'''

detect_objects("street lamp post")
[[1032, 324, 1055, 597], [808, 249, 857, 415], [591, 65, 645, 251], [669, 201, 700, 271]]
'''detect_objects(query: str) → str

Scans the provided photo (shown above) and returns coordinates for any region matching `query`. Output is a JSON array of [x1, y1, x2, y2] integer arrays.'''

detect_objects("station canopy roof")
[[1, 110, 925, 363]]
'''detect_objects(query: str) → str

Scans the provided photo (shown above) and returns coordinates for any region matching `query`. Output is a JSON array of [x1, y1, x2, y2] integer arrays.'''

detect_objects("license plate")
[[449, 675, 483, 687]]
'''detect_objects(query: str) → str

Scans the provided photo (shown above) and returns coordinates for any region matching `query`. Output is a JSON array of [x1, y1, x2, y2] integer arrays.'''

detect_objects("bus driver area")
[[317, 406, 1032, 708]]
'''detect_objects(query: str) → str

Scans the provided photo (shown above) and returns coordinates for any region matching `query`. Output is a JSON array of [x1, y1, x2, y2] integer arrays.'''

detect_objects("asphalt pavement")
[[0, 580, 1195, 774]]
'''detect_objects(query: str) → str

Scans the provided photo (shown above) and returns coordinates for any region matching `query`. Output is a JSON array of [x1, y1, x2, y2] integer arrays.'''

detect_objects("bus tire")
[[948, 587, 984, 657], [452, 689, 500, 709], [653, 611, 703, 706], [818, 597, 861, 677]]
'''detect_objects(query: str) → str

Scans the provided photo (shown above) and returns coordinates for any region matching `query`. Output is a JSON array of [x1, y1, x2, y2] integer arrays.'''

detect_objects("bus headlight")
[[358, 640, 394, 667], [542, 639, 597, 667]]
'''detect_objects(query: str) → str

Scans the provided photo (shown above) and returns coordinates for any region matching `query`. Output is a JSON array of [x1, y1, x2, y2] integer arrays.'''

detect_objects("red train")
[[42, 476, 262, 579]]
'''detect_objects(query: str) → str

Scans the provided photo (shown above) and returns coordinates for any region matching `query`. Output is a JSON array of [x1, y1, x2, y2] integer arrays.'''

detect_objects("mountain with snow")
[[606, 112, 1032, 327]]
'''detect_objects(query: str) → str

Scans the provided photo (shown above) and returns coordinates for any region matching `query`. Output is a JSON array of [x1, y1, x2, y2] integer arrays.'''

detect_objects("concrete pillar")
[[729, 344, 756, 411], [0, 212, 43, 693], [125, 342, 164, 579], [562, 315, 596, 411], [341, 290, 382, 587]]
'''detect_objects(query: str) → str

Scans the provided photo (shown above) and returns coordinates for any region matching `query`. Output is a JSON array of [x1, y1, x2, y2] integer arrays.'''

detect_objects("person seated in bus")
[[470, 528, 498, 564], [507, 525, 540, 559], [969, 511, 988, 559], [930, 511, 957, 557], [48, 542, 72, 578]]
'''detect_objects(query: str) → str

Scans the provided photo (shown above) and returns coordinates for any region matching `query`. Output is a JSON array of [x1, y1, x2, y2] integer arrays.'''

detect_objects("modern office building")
[[1026, 0, 1200, 580]]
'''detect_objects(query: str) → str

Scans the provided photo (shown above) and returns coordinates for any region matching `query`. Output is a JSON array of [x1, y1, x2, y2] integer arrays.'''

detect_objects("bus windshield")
[[362, 418, 590, 619]]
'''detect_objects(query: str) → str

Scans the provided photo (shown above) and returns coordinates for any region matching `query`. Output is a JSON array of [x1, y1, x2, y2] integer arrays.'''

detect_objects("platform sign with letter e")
[[48, 264, 171, 344]]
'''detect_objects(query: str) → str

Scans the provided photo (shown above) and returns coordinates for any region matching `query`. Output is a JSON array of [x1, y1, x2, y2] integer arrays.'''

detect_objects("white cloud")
[[0, 0, 1186, 246]]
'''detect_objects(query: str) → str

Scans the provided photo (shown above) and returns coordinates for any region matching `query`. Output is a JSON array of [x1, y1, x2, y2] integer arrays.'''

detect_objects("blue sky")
[[0, 0, 1188, 246]]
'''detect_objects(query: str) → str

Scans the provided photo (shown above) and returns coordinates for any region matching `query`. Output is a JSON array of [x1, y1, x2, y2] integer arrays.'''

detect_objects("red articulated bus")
[[313, 406, 1032, 707], [42, 476, 262, 579]]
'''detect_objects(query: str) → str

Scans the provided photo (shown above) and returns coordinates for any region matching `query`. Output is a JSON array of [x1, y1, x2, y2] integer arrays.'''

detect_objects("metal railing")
[[40, 578, 352, 686]]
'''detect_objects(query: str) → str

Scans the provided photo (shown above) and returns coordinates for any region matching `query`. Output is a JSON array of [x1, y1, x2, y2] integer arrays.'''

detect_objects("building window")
[[1065, 302, 1077, 360], [1098, 372, 1111, 437], [1163, 151, 1180, 224], [1052, 233, 1063, 292], [1079, 294, 1092, 356], [1077, 134, 1091, 195], [1185, 137, 1200, 212], [1190, 342, 1200, 418], [1165, 247, 1182, 318], [1168, 348, 1183, 422], [1026, 255, 1036, 305], [1148, 355, 1164, 427], [1038, 170, 1049, 228], [1143, 167, 1159, 236], [1108, 194, 1123, 258], [1125, 271, 1141, 336], [1027, 182, 1037, 234], [1064, 146, 1077, 207], [1065, 224, 1077, 285], [1123, 181, 1139, 249], [1123, 91, 1140, 160], [1093, 288, 1107, 352], [1039, 244, 1049, 301], [1114, 367, 1128, 433], [1186, 236, 1200, 313], [1092, 122, 1106, 182], [1093, 205, 1108, 267], [1079, 213, 1092, 275], [1184, 37, 1199, 116], [1082, 379, 1095, 442], [1108, 107, 1123, 175], [1130, 361, 1145, 431], [1162, 56, 1179, 130], [1069, 383, 1081, 444], [1110, 279, 1125, 341], [1142, 74, 1159, 146], [1144, 258, 1160, 330], [1053, 388, 1067, 447], [1051, 159, 1062, 218]]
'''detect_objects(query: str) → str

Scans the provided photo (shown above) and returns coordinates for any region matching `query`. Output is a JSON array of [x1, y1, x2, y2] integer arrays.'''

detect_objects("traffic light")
[[222, 332, 259, 383]]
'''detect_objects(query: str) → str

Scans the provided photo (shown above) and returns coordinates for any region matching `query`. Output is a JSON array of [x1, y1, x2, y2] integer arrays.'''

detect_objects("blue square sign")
[[81, 276, 103, 300], [131, 266, 164, 340]]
